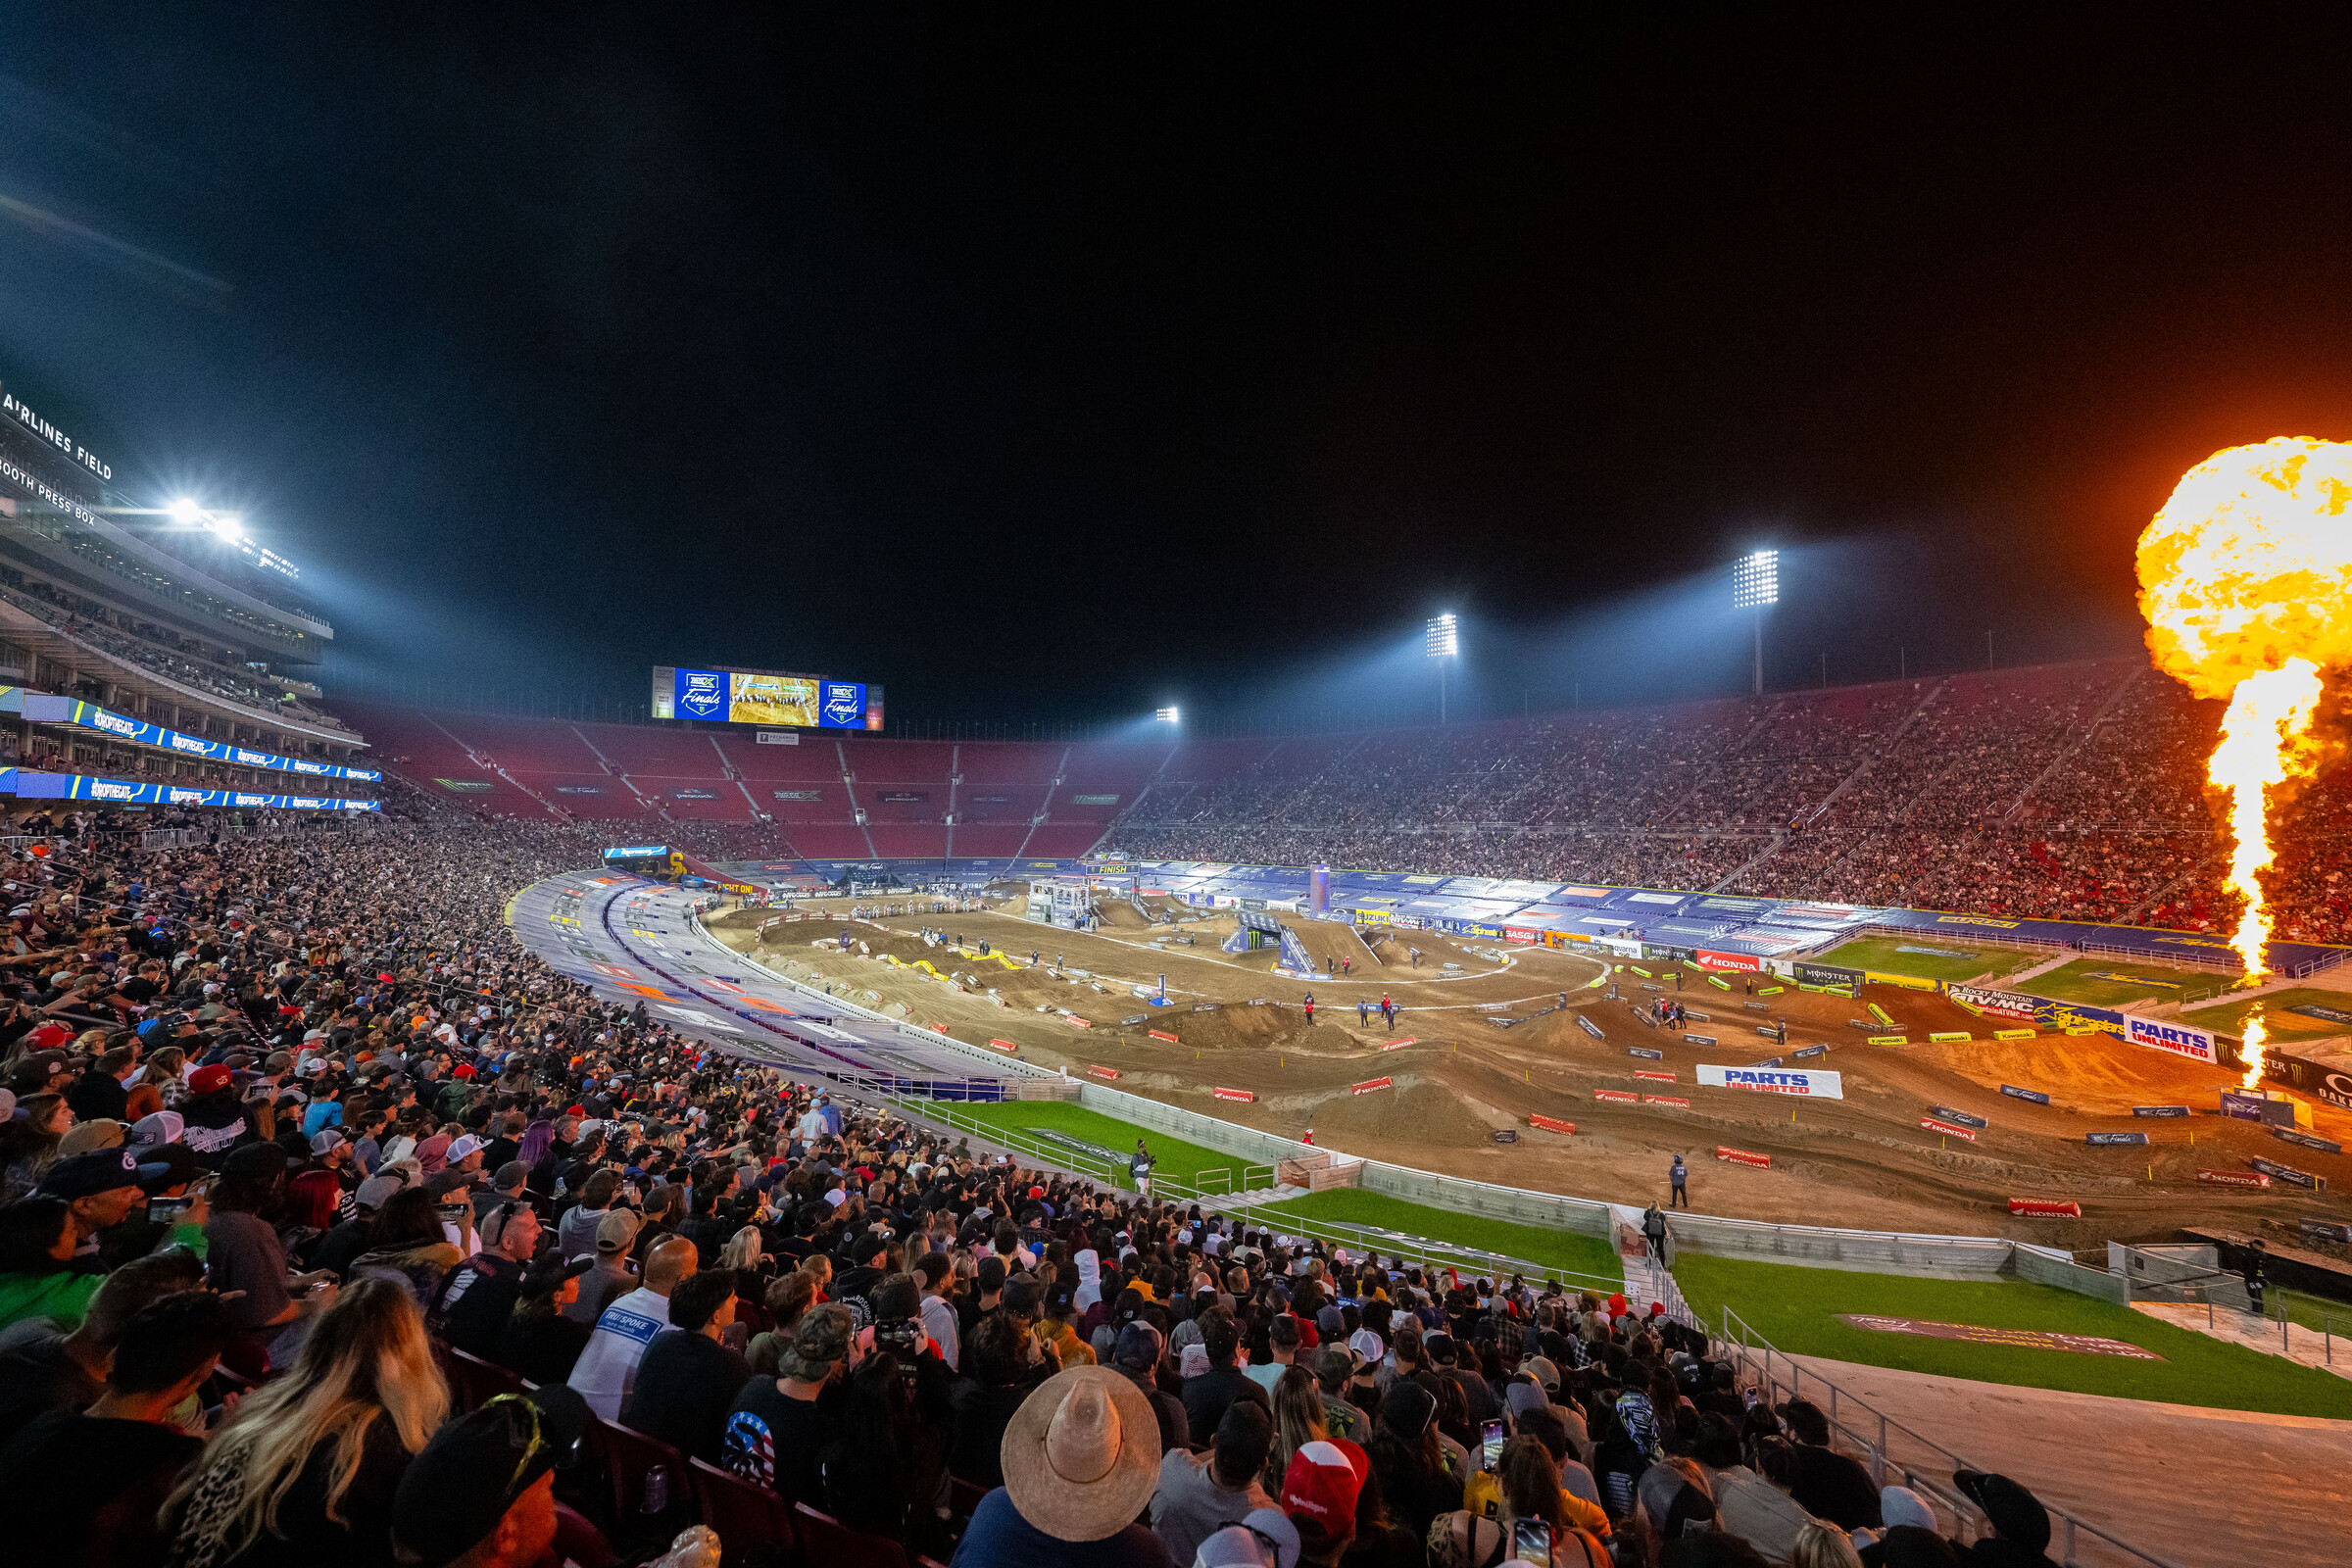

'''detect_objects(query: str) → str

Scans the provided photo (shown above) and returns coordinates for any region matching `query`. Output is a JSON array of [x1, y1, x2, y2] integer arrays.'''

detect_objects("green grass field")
[[2022, 956, 2233, 1007], [926, 1100, 1250, 1190], [1815, 934, 2022, 983], [1250, 1188, 1624, 1290], [1674, 1255, 2352, 1418], [2180, 987, 2352, 1041]]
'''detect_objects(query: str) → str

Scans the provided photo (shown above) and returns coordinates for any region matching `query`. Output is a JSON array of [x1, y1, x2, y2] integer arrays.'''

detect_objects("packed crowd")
[[1111, 660, 2352, 945], [0, 809, 2074, 1568]]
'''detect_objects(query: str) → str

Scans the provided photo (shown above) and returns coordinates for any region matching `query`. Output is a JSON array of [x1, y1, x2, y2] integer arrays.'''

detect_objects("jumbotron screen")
[[650, 664, 884, 729]]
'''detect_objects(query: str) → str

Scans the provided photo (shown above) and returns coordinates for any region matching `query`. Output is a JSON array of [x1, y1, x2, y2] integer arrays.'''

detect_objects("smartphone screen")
[[1511, 1518, 1551, 1560], [1481, 1418, 1506, 1468], [148, 1196, 191, 1220]]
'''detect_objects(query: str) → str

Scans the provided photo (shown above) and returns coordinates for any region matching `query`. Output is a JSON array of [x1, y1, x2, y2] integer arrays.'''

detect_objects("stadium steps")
[[1008, 745, 1074, 860], [1782, 678, 1947, 851], [834, 737, 883, 859], [420, 711, 562, 817], [1708, 829, 1788, 894], [2000, 663, 2145, 825], [567, 725, 664, 814]]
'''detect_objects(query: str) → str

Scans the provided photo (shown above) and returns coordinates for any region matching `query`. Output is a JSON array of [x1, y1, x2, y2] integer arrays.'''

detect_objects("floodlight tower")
[[1155, 707, 1179, 723], [1732, 550, 1779, 697], [1425, 612, 1459, 725]]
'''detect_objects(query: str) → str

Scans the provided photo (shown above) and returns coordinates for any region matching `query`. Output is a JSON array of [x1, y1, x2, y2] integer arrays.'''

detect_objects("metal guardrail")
[[1718, 1303, 2180, 1568], [1200, 1200, 1635, 1301]]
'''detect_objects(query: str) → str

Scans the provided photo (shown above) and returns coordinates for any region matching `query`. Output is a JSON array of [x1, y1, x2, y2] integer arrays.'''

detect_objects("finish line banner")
[[1696, 1063, 1844, 1099], [3, 692, 381, 780]]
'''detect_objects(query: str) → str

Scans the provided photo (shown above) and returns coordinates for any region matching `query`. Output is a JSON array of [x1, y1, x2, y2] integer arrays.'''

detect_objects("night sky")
[[6, 12, 2352, 731]]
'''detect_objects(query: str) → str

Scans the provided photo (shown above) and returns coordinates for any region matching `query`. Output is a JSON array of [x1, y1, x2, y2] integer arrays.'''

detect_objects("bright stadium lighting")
[[166, 497, 204, 525], [1426, 612, 1459, 724], [1733, 550, 1779, 696], [1156, 707, 1180, 722]]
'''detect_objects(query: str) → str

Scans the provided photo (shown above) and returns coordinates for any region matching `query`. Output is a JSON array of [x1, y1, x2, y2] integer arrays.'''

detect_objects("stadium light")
[[1732, 550, 1779, 696], [1155, 707, 1180, 723], [166, 497, 204, 525], [1426, 612, 1458, 724]]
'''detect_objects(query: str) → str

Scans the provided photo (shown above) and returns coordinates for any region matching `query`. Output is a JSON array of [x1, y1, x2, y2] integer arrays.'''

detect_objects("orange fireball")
[[2137, 436, 2352, 1087]]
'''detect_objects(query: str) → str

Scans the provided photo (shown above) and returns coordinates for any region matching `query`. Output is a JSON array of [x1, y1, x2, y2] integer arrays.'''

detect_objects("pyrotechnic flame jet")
[[2137, 438, 2352, 1088]]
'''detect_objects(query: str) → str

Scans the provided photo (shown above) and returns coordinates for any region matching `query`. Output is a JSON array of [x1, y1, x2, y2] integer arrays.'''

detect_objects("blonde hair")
[[1266, 1364, 1328, 1487], [1791, 1523, 1865, 1568], [718, 1226, 765, 1271], [165, 1277, 449, 1566]]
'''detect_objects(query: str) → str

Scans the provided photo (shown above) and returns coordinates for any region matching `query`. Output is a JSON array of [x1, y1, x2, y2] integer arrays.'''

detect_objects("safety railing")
[[1201, 1202, 1631, 1299], [2269, 1287, 2352, 1368], [1718, 1303, 2179, 1568]]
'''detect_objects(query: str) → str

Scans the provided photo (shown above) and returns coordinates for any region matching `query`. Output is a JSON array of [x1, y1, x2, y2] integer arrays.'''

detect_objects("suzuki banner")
[[1696, 1063, 1844, 1099]]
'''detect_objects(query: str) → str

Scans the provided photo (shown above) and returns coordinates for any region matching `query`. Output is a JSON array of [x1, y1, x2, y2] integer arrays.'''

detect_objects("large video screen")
[[650, 665, 883, 729]]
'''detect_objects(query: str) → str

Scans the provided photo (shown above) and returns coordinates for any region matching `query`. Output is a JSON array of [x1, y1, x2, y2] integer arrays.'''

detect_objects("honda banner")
[[1696, 949, 1763, 973]]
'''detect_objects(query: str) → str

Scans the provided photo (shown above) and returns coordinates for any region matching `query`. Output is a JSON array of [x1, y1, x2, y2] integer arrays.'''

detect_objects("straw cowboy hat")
[[1000, 1364, 1163, 1541]]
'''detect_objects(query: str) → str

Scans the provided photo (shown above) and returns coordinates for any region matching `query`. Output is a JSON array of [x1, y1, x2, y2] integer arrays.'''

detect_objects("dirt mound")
[[1268, 1075, 1503, 1148]]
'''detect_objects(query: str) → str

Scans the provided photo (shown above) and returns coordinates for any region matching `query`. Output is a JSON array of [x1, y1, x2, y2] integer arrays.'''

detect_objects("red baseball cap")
[[188, 1064, 233, 1097], [1282, 1439, 1367, 1545]]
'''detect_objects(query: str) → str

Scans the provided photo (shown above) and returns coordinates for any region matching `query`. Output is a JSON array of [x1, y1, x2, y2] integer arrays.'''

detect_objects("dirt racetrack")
[[708, 897, 2352, 1253]]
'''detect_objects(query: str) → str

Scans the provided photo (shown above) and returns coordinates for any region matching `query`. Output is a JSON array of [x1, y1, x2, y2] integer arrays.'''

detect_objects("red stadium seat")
[[793, 1502, 911, 1568], [579, 1416, 690, 1530], [687, 1457, 797, 1566]]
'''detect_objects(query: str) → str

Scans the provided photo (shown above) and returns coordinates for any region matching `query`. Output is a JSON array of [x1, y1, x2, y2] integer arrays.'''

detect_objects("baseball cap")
[[58, 1119, 127, 1156], [1111, 1321, 1164, 1370], [1881, 1486, 1938, 1531], [1523, 1354, 1560, 1392], [220, 1143, 289, 1181], [780, 1304, 853, 1380], [38, 1147, 171, 1200], [187, 1064, 232, 1097], [355, 1174, 405, 1210], [595, 1208, 642, 1253], [495, 1160, 531, 1188], [1953, 1471, 2050, 1552], [446, 1134, 486, 1163], [1195, 1509, 1301, 1568], [390, 1384, 588, 1568], [1280, 1439, 1368, 1548], [1179, 1342, 1211, 1378], [1348, 1328, 1385, 1367]]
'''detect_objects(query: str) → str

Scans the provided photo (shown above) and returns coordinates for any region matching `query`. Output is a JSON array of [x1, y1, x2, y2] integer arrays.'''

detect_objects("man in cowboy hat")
[[952, 1362, 1169, 1566]]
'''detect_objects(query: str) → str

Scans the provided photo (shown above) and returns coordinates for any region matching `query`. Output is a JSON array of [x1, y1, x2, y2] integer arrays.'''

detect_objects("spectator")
[[1249, 1311, 1302, 1396], [1951, 1471, 2057, 1568], [1280, 1437, 1371, 1567], [820, 1349, 950, 1555], [1778, 1400, 1882, 1533], [0, 1196, 111, 1333], [1152, 1398, 1276, 1565], [1365, 1381, 1460, 1539], [1632, 1460, 1719, 1566], [490, 1253, 595, 1387], [565, 1207, 641, 1326], [387, 1384, 587, 1568], [556, 1168, 620, 1260], [0, 1290, 230, 1568], [953, 1364, 1170, 1567], [951, 1307, 1040, 1488], [1184, 1305, 1272, 1440], [348, 1187, 468, 1310], [620, 1267, 752, 1463], [566, 1231, 696, 1421], [917, 1250, 961, 1370], [1791, 1523, 1865, 1568], [1111, 1319, 1191, 1456], [431, 1197, 543, 1356], [162, 1275, 450, 1568], [746, 1267, 819, 1375], [1310, 1345, 1369, 1446], [0, 1245, 208, 1442], [723, 1301, 850, 1508]]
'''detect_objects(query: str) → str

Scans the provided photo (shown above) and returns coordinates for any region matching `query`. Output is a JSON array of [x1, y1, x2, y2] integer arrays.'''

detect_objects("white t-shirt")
[[565, 1285, 673, 1421]]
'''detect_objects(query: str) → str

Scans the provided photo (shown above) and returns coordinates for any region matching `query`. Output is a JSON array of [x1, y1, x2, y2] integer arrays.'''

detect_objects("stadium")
[[7, 20, 2352, 1568]]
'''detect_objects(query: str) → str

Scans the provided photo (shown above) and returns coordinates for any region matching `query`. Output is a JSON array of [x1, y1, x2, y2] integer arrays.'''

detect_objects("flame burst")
[[2137, 437, 2352, 1088]]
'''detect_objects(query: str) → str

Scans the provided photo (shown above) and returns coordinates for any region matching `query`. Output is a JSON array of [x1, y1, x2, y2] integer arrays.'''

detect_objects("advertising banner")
[[1593, 1089, 1639, 1103], [1628, 1047, 1663, 1059], [653, 665, 882, 728], [1635, 1069, 1678, 1083], [2220, 1092, 2297, 1126], [2273, 1126, 2343, 1155], [1920, 1115, 1978, 1140], [1792, 1044, 1829, 1059], [2266, 1049, 2352, 1111], [1717, 1146, 1772, 1168], [1644, 1095, 1690, 1106], [3, 769, 380, 810], [1930, 1105, 1987, 1129], [2132, 1105, 2190, 1118], [1642, 944, 1696, 963], [1349, 1076, 1394, 1095], [2249, 1156, 2326, 1191], [2001, 1084, 2051, 1104], [2086, 1131, 2149, 1147], [1211, 1087, 1254, 1102], [2123, 1014, 2218, 1063], [2300, 1218, 2352, 1243], [2197, 1167, 2270, 1188], [1696, 1064, 1844, 1099], [2007, 1199, 2082, 1217], [9, 696, 382, 780], [1696, 949, 1763, 973], [1945, 983, 2041, 1022], [1793, 961, 1864, 989], [1528, 1113, 1577, 1134], [1577, 1015, 1605, 1041]]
